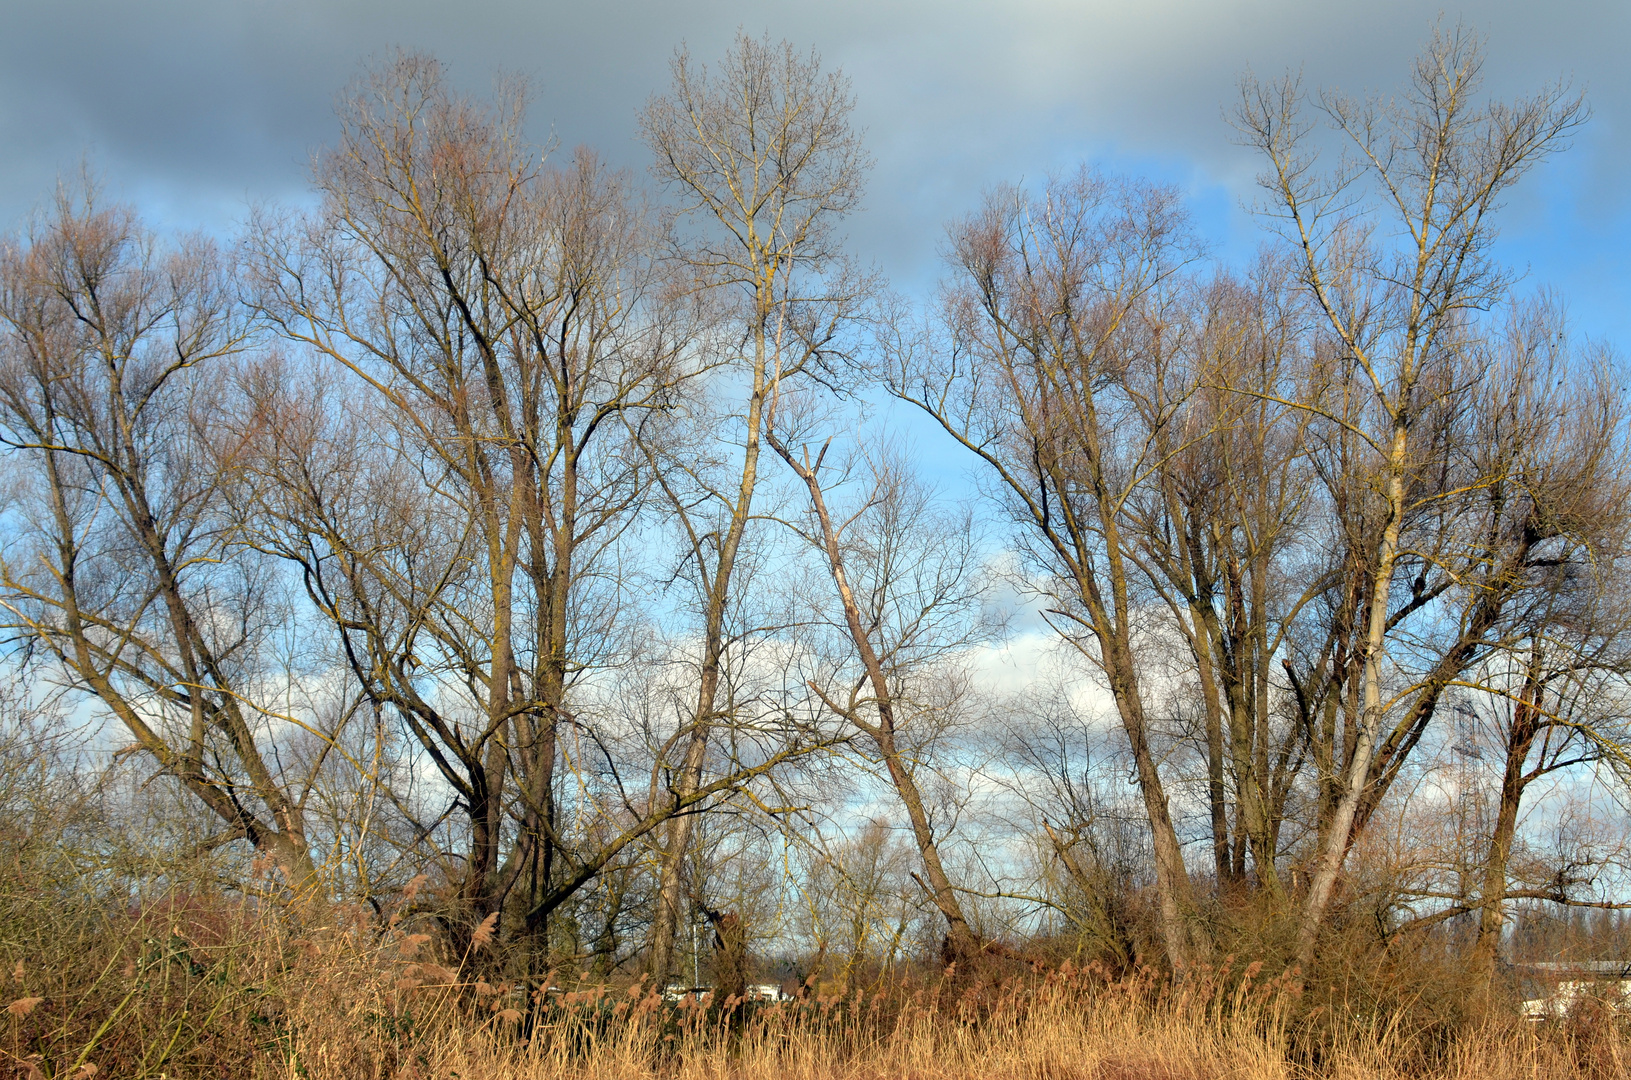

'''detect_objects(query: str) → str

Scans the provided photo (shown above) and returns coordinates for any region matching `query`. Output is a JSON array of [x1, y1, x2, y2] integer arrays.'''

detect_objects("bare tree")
[[246, 55, 819, 952], [1456, 324, 1630, 997], [768, 432, 989, 965], [994, 680, 1149, 971], [796, 817, 928, 993], [1120, 259, 1317, 896], [637, 32, 870, 984], [0, 189, 329, 905], [1299, 306, 1631, 1000], [880, 168, 1212, 969], [1236, 25, 1589, 973], [1466, 653, 1631, 996]]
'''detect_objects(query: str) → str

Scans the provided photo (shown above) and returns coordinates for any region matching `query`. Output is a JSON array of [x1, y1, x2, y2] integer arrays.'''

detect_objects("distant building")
[[1514, 962, 1631, 1019], [662, 983, 791, 1003]]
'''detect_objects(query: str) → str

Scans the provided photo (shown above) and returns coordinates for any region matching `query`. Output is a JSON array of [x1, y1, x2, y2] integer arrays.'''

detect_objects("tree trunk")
[[1472, 662, 1543, 1003], [1294, 427, 1406, 975], [772, 438, 981, 965], [707, 908, 749, 1006], [649, 326, 770, 983]]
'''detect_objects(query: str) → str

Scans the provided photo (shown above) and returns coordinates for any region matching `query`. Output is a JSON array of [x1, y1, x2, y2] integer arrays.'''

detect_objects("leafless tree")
[[636, 32, 871, 984], [992, 680, 1149, 971], [0, 189, 330, 906], [245, 55, 834, 955], [796, 817, 929, 992], [1416, 318, 1631, 997], [879, 168, 1212, 968], [768, 430, 990, 965], [1119, 258, 1318, 896], [1236, 25, 1590, 973]]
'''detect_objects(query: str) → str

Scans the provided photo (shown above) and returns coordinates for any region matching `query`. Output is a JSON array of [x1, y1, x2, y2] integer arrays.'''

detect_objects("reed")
[[3, 877, 1621, 1080]]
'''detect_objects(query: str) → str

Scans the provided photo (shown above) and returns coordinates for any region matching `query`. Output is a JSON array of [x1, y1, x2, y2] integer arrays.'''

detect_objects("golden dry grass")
[[5, 903, 1622, 1080], [2, 860, 1624, 1080]]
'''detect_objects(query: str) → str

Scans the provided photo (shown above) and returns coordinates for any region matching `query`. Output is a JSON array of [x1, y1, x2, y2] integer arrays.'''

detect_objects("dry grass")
[[0, 827, 1622, 1079], [3, 883, 1624, 1080]]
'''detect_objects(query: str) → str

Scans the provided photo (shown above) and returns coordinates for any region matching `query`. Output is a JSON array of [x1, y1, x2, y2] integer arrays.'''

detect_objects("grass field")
[[5, 891, 1626, 1080]]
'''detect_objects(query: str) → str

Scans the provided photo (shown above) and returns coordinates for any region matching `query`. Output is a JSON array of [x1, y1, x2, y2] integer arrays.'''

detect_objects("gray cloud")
[[3, 0, 1626, 327]]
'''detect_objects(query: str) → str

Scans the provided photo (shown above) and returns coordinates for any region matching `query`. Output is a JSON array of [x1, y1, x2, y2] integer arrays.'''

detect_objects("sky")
[[4, 0, 1625, 876], [2, 0, 1628, 342], [5, 0, 1622, 667]]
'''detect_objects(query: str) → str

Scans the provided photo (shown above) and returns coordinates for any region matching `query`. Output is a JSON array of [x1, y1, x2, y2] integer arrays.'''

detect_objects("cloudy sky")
[[2, 0, 1627, 338]]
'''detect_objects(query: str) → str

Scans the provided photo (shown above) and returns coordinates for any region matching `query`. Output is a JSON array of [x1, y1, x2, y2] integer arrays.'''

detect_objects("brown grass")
[[2, 882, 1623, 1080], [0, 830, 1622, 1080]]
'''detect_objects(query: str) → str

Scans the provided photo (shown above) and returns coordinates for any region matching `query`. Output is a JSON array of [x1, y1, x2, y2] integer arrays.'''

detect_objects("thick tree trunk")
[[707, 909, 749, 1005], [647, 706, 711, 985], [1190, 615, 1234, 886], [1102, 642, 1203, 971], [1294, 428, 1406, 975]]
